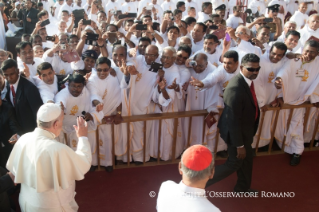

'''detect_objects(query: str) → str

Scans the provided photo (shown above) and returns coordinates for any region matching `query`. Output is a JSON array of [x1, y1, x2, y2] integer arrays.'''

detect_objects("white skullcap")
[[37, 103, 62, 122], [15, 2, 20, 7]]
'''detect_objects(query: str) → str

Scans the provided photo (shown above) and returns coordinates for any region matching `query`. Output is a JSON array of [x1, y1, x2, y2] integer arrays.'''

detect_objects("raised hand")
[[274, 77, 282, 89], [84, 72, 92, 83], [96, 103, 104, 112], [158, 77, 167, 90], [22, 63, 30, 78], [127, 65, 138, 75], [73, 117, 88, 138], [60, 101, 65, 111], [167, 78, 178, 90], [189, 76, 204, 88]]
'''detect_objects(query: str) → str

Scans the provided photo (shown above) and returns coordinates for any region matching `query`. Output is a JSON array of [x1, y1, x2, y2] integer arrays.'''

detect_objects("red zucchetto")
[[182, 145, 213, 171]]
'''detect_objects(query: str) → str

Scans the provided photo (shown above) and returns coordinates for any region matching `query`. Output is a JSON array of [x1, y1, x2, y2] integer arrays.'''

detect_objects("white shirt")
[[290, 11, 308, 30], [226, 15, 244, 29], [157, 181, 221, 212], [240, 70, 252, 87]]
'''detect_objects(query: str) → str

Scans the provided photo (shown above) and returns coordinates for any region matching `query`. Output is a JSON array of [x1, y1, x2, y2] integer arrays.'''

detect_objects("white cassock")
[[192, 48, 222, 67], [274, 57, 319, 154], [150, 3, 164, 23], [249, 0, 267, 15], [54, 86, 104, 166], [33, 75, 59, 103], [152, 64, 183, 160], [190, 35, 205, 55], [184, 1, 199, 18], [229, 40, 262, 63], [289, 11, 309, 30], [297, 24, 319, 51], [176, 64, 191, 148], [6, 128, 92, 212], [86, 73, 122, 167], [226, 15, 244, 29], [265, 0, 287, 30], [43, 52, 76, 75], [197, 12, 211, 23], [252, 51, 287, 148], [122, 2, 138, 13], [156, 181, 221, 212], [184, 63, 222, 152], [104, 1, 120, 22], [284, 0, 298, 15], [53, 2, 63, 19], [119, 55, 159, 162], [17, 57, 43, 85], [303, 0, 317, 15], [161, 1, 176, 12]]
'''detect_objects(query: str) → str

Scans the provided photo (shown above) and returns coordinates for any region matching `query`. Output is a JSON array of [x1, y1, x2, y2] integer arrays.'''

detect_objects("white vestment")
[[289, 11, 309, 30], [192, 48, 222, 67], [86, 73, 122, 167], [43, 52, 77, 75], [54, 86, 104, 165], [274, 57, 319, 154], [34, 75, 59, 103], [17, 57, 43, 85], [298, 25, 319, 51], [249, 0, 266, 14], [229, 40, 262, 63], [6, 128, 92, 212], [226, 15, 244, 29], [161, 1, 176, 12]]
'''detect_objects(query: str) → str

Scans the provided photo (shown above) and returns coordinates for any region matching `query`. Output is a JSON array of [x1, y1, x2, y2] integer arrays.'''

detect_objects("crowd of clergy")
[[1, 0, 319, 175]]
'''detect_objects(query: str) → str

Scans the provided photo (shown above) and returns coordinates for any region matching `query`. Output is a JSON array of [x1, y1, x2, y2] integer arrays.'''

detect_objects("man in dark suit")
[[206, 53, 261, 192], [17, 0, 38, 34], [1, 59, 43, 135]]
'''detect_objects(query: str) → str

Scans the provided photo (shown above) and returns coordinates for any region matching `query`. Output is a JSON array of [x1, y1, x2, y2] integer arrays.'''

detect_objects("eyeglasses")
[[145, 53, 157, 58], [161, 56, 175, 60], [96, 68, 110, 72], [244, 66, 261, 72]]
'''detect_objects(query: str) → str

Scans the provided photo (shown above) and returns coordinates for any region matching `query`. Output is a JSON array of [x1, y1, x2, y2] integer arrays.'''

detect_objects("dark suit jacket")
[[5, 76, 43, 135], [217, 74, 260, 147], [0, 166, 14, 212], [18, 7, 39, 34]]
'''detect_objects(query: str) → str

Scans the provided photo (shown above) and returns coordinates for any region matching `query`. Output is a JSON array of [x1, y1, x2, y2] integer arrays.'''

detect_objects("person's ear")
[[178, 162, 183, 175], [209, 167, 215, 179]]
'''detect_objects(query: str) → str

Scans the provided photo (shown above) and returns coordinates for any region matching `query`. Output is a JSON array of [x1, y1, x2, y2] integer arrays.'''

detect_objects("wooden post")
[[157, 119, 162, 163], [171, 118, 178, 162], [310, 110, 319, 150], [111, 123, 115, 169], [187, 117, 192, 148], [268, 108, 280, 154], [303, 107, 311, 134], [96, 127, 100, 170], [127, 122, 130, 166], [143, 121, 146, 165], [214, 110, 222, 156], [255, 111, 266, 154], [281, 108, 294, 152]]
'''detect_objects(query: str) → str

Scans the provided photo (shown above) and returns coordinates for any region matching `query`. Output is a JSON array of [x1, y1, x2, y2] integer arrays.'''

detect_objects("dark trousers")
[[206, 143, 253, 191]]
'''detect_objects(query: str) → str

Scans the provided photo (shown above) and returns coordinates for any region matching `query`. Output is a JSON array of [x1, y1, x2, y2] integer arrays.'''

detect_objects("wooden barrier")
[[73, 104, 319, 170]]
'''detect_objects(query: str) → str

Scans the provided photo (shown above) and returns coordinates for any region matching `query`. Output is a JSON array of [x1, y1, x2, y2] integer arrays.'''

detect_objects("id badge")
[[296, 69, 305, 77]]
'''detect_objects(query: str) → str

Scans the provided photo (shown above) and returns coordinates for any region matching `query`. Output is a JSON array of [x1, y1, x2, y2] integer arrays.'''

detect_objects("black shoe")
[[104, 166, 113, 173], [135, 161, 143, 165], [290, 154, 301, 166], [89, 166, 97, 172], [216, 150, 228, 158], [149, 157, 157, 162]]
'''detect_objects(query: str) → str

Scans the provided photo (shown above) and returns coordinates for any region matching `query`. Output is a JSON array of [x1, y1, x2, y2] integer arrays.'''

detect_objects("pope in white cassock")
[[54, 73, 104, 170], [7, 103, 92, 211], [86, 57, 123, 172], [274, 40, 319, 166], [188, 51, 240, 153], [152, 47, 183, 161], [252, 43, 288, 148]]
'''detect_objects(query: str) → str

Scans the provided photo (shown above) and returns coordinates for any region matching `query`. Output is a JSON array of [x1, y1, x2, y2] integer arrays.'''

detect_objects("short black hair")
[[185, 17, 196, 26], [177, 45, 192, 57], [163, 10, 173, 16], [241, 53, 260, 65], [285, 30, 300, 39], [63, 73, 85, 85], [62, 10, 69, 14], [142, 15, 152, 21], [173, 9, 182, 16], [223, 50, 239, 62], [16, 41, 32, 54], [21, 33, 30, 41], [195, 22, 207, 33], [97, 11, 106, 16], [37, 62, 53, 75], [96, 57, 111, 67], [37, 2, 43, 7], [68, 34, 79, 42], [139, 36, 151, 44], [1, 59, 17, 72], [204, 34, 219, 43], [257, 25, 270, 34], [106, 24, 118, 31], [30, 34, 42, 44], [270, 42, 288, 54], [202, 2, 212, 12], [304, 40, 319, 52], [176, 1, 185, 9], [167, 25, 180, 34], [37, 11, 47, 19], [211, 14, 220, 18]]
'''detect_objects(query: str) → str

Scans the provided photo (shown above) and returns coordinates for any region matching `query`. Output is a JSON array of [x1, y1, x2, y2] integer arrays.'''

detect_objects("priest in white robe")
[[274, 40, 319, 166], [86, 57, 122, 172], [289, 3, 309, 30], [6, 103, 92, 212], [298, 14, 319, 51]]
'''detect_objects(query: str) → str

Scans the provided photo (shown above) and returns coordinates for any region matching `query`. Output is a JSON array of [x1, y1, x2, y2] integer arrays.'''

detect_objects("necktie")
[[250, 81, 258, 120], [10, 85, 16, 106]]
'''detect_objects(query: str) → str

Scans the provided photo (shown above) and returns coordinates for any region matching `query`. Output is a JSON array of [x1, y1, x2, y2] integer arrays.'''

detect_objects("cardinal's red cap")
[[182, 145, 213, 171]]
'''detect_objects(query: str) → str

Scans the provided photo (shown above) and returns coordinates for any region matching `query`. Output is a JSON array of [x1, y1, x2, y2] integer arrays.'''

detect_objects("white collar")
[[240, 70, 252, 87], [178, 181, 206, 197]]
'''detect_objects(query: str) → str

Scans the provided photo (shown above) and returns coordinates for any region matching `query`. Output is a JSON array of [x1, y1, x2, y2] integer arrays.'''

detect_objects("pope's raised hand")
[[189, 76, 204, 88], [73, 116, 88, 138]]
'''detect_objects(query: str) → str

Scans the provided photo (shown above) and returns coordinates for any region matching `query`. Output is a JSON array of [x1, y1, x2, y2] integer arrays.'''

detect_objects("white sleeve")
[[75, 136, 92, 167]]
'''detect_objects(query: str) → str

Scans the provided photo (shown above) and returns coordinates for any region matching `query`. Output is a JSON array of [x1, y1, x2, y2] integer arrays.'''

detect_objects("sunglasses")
[[244, 66, 261, 72], [96, 68, 110, 72]]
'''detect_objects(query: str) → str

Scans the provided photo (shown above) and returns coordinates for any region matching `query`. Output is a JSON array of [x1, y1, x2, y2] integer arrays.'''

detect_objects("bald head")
[[146, 45, 159, 53], [299, 2, 307, 14], [194, 53, 208, 62], [145, 45, 159, 65], [193, 53, 208, 73], [179, 36, 192, 48]]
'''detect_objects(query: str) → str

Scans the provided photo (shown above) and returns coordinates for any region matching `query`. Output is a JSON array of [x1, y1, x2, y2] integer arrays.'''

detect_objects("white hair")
[[163, 46, 177, 57], [309, 13, 319, 20], [284, 21, 297, 28], [235, 25, 251, 36]]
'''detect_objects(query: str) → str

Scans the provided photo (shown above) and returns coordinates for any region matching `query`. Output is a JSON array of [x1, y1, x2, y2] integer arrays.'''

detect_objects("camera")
[[170, 16, 174, 21], [149, 62, 163, 73], [189, 61, 197, 67], [60, 44, 67, 50]]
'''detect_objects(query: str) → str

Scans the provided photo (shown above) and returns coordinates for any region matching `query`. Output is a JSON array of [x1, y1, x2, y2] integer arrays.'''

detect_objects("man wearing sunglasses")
[[206, 53, 261, 194]]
